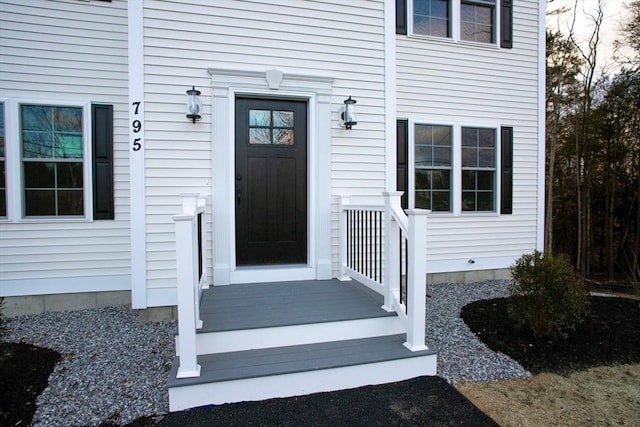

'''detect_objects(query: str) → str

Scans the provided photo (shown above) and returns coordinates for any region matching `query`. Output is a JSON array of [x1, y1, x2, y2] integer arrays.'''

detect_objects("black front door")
[[235, 98, 308, 266]]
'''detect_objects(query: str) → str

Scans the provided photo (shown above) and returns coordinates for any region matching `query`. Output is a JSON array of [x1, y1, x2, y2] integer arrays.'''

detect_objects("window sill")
[[404, 33, 500, 51], [15, 216, 93, 224], [459, 211, 500, 217]]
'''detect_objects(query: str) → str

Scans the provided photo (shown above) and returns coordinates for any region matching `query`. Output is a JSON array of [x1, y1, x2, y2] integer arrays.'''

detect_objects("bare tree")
[[545, 30, 581, 254], [567, 0, 605, 275]]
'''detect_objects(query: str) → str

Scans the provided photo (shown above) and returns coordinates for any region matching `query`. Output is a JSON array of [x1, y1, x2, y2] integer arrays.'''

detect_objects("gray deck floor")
[[168, 334, 437, 387], [198, 279, 395, 333]]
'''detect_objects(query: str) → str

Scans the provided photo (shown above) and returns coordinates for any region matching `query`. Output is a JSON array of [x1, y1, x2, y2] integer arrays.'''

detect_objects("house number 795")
[[132, 101, 142, 152]]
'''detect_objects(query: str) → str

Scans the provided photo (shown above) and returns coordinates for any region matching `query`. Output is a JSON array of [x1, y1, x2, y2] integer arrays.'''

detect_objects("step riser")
[[168, 354, 437, 411], [176, 317, 405, 355]]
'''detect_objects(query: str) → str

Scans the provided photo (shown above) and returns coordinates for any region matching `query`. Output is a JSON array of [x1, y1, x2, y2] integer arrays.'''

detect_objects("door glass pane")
[[249, 110, 270, 127], [273, 129, 294, 145], [250, 128, 271, 145], [273, 111, 293, 127]]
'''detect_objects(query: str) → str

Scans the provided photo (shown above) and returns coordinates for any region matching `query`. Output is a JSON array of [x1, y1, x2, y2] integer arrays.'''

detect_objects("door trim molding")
[[208, 68, 334, 285]]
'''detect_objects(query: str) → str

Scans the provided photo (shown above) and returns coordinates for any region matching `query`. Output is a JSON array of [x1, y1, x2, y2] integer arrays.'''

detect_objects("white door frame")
[[208, 68, 334, 285]]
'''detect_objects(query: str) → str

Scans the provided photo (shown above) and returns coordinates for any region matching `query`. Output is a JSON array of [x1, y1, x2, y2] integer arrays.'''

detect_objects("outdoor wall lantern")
[[186, 86, 202, 123], [341, 96, 357, 130]]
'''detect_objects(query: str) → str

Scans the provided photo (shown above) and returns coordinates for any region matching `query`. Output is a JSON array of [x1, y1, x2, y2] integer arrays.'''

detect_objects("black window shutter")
[[500, 126, 513, 214], [397, 120, 409, 209], [500, 0, 513, 48], [396, 0, 408, 35], [92, 104, 114, 220]]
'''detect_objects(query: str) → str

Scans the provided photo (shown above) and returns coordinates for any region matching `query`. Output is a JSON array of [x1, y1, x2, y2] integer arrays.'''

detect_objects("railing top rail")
[[341, 203, 384, 212], [389, 204, 409, 236]]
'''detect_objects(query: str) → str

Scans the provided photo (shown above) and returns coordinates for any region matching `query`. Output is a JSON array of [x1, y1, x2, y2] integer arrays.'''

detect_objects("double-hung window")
[[21, 105, 85, 217], [404, 0, 511, 47], [1, 101, 114, 222], [460, 0, 495, 43], [412, 0, 451, 38], [461, 127, 496, 212], [398, 121, 511, 214], [414, 124, 452, 211]]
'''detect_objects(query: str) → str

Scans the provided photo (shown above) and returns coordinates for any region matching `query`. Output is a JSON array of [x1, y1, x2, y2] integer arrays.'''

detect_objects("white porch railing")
[[339, 192, 429, 351], [173, 193, 208, 378]]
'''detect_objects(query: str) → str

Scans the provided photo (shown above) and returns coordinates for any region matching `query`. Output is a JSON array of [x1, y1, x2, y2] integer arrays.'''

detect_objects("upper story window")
[[461, 0, 495, 43], [402, 0, 512, 48], [413, 0, 450, 38], [21, 105, 85, 216]]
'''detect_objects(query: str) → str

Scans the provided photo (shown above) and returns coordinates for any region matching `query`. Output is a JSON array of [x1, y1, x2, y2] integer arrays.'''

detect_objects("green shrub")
[[508, 251, 589, 338]]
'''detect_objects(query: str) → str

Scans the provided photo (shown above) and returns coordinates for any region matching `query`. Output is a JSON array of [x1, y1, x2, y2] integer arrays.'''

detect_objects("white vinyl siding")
[[0, 0, 130, 293], [397, 0, 540, 268], [142, 0, 386, 289]]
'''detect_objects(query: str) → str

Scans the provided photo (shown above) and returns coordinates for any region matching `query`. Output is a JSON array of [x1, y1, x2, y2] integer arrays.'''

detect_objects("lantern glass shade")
[[343, 96, 357, 129], [186, 86, 202, 123]]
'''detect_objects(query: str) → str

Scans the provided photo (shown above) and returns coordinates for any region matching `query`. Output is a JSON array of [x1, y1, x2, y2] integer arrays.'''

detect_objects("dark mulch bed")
[[0, 342, 61, 426], [122, 377, 497, 427], [461, 295, 640, 374]]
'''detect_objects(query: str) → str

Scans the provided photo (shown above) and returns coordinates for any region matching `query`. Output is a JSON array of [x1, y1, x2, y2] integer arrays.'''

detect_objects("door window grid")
[[249, 109, 294, 145]]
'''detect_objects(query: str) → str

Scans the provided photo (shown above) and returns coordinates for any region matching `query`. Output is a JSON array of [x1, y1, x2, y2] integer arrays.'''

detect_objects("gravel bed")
[[426, 280, 530, 383], [3, 279, 529, 426], [4, 306, 176, 426]]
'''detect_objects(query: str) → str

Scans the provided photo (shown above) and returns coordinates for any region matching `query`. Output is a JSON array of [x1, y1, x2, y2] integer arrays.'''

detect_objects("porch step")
[[168, 334, 437, 411], [190, 280, 404, 354]]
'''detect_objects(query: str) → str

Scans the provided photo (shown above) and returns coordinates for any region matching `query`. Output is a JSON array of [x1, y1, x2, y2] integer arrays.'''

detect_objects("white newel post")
[[173, 193, 202, 378], [338, 196, 351, 281], [382, 191, 403, 312], [404, 208, 429, 351]]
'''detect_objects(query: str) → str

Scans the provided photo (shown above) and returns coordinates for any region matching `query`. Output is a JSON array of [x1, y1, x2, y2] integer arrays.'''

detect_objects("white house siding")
[[0, 0, 131, 296], [396, 0, 542, 273], [142, 0, 386, 295]]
